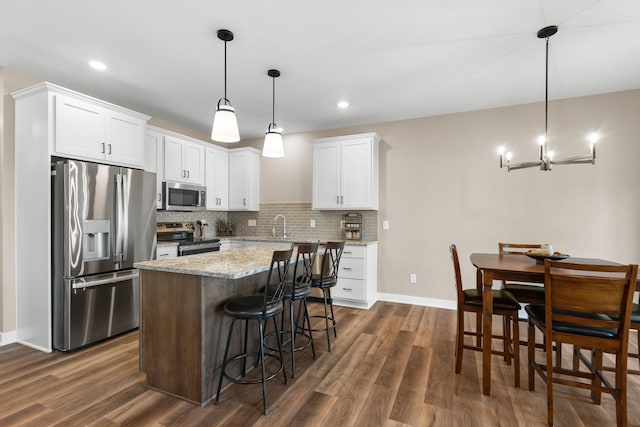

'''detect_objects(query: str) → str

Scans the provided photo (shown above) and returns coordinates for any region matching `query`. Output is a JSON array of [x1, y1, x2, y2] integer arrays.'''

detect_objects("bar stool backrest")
[[292, 242, 319, 291], [264, 248, 293, 312], [320, 241, 345, 283]]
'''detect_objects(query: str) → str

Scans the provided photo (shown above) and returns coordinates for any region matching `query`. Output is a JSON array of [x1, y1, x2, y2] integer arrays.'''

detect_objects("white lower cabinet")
[[332, 243, 378, 309], [156, 244, 178, 260]]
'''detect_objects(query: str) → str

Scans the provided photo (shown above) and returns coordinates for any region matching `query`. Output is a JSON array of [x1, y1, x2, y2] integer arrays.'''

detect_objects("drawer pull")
[[343, 251, 352, 254], [342, 267, 352, 270], [342, 288, 352, 292]]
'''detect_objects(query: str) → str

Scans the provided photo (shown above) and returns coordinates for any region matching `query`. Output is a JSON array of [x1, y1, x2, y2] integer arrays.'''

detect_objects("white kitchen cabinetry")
[[156, 244, 178, 260], [144, 128, 164, 209], [312, 132, 379, 210], [164, 135, 205, 185], [205, 146, 229, 210], [228, 148, 260, 211], [54, 92, 148, 168], [332, 243, 378, 309]]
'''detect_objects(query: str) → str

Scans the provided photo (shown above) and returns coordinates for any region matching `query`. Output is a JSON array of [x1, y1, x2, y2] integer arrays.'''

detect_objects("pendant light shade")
[[263, 124, 284, 158], [211, 29, 240, 143], [262, 69, 284, 158], [212, 100, 240, 142]]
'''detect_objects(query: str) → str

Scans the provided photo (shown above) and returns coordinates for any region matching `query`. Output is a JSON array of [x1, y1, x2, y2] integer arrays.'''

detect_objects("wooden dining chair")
[[498, 243, 545, 305], [450, 244, 520, 387], [526, 260, 638, 427], [603, 290, 640, 376]]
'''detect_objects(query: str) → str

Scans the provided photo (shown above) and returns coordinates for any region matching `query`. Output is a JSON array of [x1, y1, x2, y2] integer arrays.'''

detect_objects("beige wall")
[[247, 89, 640, 302], [0, 67, 40, 334]]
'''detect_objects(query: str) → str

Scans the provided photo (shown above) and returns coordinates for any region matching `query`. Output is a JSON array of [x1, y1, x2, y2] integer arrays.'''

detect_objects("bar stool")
[[308, 241, 345, 352], [266, 242, 318, 378], [215, 248, 293, 415]]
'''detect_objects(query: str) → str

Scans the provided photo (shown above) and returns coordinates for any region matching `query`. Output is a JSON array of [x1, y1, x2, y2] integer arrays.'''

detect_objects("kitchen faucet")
[[273, 214, 287, 238]]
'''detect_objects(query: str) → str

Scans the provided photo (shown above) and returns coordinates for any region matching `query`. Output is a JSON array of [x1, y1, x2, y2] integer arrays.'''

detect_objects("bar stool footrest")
[[221, 352, 283, 385]]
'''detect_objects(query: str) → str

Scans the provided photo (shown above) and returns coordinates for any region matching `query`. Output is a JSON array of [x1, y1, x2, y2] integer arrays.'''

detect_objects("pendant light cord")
[[272, 76, 276, 125], [224, 40, 228, 101]]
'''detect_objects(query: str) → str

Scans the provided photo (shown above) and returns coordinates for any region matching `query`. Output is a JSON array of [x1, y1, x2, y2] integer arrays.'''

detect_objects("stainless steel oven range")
[[157, 221, 221, 256]]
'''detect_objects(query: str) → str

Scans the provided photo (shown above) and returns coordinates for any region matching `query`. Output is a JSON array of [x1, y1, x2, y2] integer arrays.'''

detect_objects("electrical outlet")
[[248, 219, 256, 227], [310, 219, 316, 228], [383, 220, 389, 230], [410, 273, 417, 284]]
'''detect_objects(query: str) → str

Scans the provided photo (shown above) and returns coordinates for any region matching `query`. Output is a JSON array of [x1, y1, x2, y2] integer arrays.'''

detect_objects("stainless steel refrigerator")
[[51, 159, 156, 351]]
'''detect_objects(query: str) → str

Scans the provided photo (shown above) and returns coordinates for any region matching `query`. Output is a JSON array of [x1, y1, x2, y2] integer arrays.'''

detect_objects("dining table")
[[469, 253, 628, 396]]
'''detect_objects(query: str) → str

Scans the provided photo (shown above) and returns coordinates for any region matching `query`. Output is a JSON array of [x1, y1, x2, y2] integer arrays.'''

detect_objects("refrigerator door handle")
[[70, 270, 139, 290], [114, 173, 125, 263]]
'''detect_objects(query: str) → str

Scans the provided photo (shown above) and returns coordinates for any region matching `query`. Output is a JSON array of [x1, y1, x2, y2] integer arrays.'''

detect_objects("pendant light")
[[211, 29, 240, 143], [262, 69, 284, 158], [498, 25, 597, 171]]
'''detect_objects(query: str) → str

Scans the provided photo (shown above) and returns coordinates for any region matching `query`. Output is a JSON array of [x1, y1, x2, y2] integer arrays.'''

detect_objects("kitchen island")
[[134, 245, 290, 406]]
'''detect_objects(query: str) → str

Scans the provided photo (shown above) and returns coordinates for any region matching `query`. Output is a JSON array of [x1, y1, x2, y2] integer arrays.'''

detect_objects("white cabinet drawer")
[[157, 244, 178, 260], [342, 245, 366, 258], [332, 278, 365, 301], [339, 257, 365, 279]]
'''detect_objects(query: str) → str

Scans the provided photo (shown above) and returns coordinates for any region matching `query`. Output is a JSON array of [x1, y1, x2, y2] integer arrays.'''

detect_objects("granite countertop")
[[135, 245, 291, 279], [219, 236, 377, 246]]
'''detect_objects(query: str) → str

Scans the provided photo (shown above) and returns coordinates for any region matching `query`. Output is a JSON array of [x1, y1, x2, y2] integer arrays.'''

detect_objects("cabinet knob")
[[107, 143, 112, 155], [101, 143, 105, 153]]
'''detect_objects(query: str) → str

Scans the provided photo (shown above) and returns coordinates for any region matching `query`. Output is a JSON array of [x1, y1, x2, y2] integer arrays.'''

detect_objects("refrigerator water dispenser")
[[82, 219, 111, 260]]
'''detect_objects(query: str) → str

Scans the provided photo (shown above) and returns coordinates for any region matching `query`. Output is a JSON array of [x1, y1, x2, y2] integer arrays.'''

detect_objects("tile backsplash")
[[228, 203, 378, 241], [157, 203, 378, 241]]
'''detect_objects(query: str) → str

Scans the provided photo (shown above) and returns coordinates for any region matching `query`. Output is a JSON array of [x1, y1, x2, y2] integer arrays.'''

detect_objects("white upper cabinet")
[[312, 132, 380, 210], [228, 148, 260, 211], [53, 92, 148, 168], [163, 135, 205, 185], [144, 128, 164, 209], [205, 146, 229, 210]]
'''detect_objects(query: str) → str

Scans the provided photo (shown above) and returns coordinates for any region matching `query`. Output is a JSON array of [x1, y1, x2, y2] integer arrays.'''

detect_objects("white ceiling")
[[2, 0, 640, 140]]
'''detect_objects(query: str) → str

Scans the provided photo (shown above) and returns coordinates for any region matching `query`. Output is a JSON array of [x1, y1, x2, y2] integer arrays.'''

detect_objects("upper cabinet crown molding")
[[312, 132, 380, 210], [11, 82, 150, 121]]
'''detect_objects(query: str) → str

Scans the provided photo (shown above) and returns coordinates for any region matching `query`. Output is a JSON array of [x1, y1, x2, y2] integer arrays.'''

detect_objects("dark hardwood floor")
[[1, 301, 639, 426]]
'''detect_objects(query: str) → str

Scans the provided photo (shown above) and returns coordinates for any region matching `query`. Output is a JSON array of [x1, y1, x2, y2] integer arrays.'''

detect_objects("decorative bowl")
[[525, 250, 570, 264]]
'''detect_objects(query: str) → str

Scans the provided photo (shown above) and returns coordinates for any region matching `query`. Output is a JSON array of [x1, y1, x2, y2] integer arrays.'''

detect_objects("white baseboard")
[[0, 330, 17, 346], [377, 293, 456, 310]]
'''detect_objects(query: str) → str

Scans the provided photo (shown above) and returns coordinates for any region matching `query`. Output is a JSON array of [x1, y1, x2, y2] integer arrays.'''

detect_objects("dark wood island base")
[[136, 247, 284, 406]]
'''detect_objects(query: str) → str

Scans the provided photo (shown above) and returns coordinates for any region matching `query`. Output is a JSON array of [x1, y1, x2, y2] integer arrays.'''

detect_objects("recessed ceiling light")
[[89, 60, 107, 70], [337, 101, 349, 109]]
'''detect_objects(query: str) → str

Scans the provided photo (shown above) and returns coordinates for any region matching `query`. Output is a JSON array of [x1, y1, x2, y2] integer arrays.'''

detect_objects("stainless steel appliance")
[[161, 181, 206, 211], [52, 159, 156, 351], [157, 221, 221, 256]]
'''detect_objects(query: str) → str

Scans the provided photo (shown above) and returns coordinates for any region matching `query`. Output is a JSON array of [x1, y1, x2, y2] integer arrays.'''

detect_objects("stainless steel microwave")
[[161, 181, 206, 211]]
